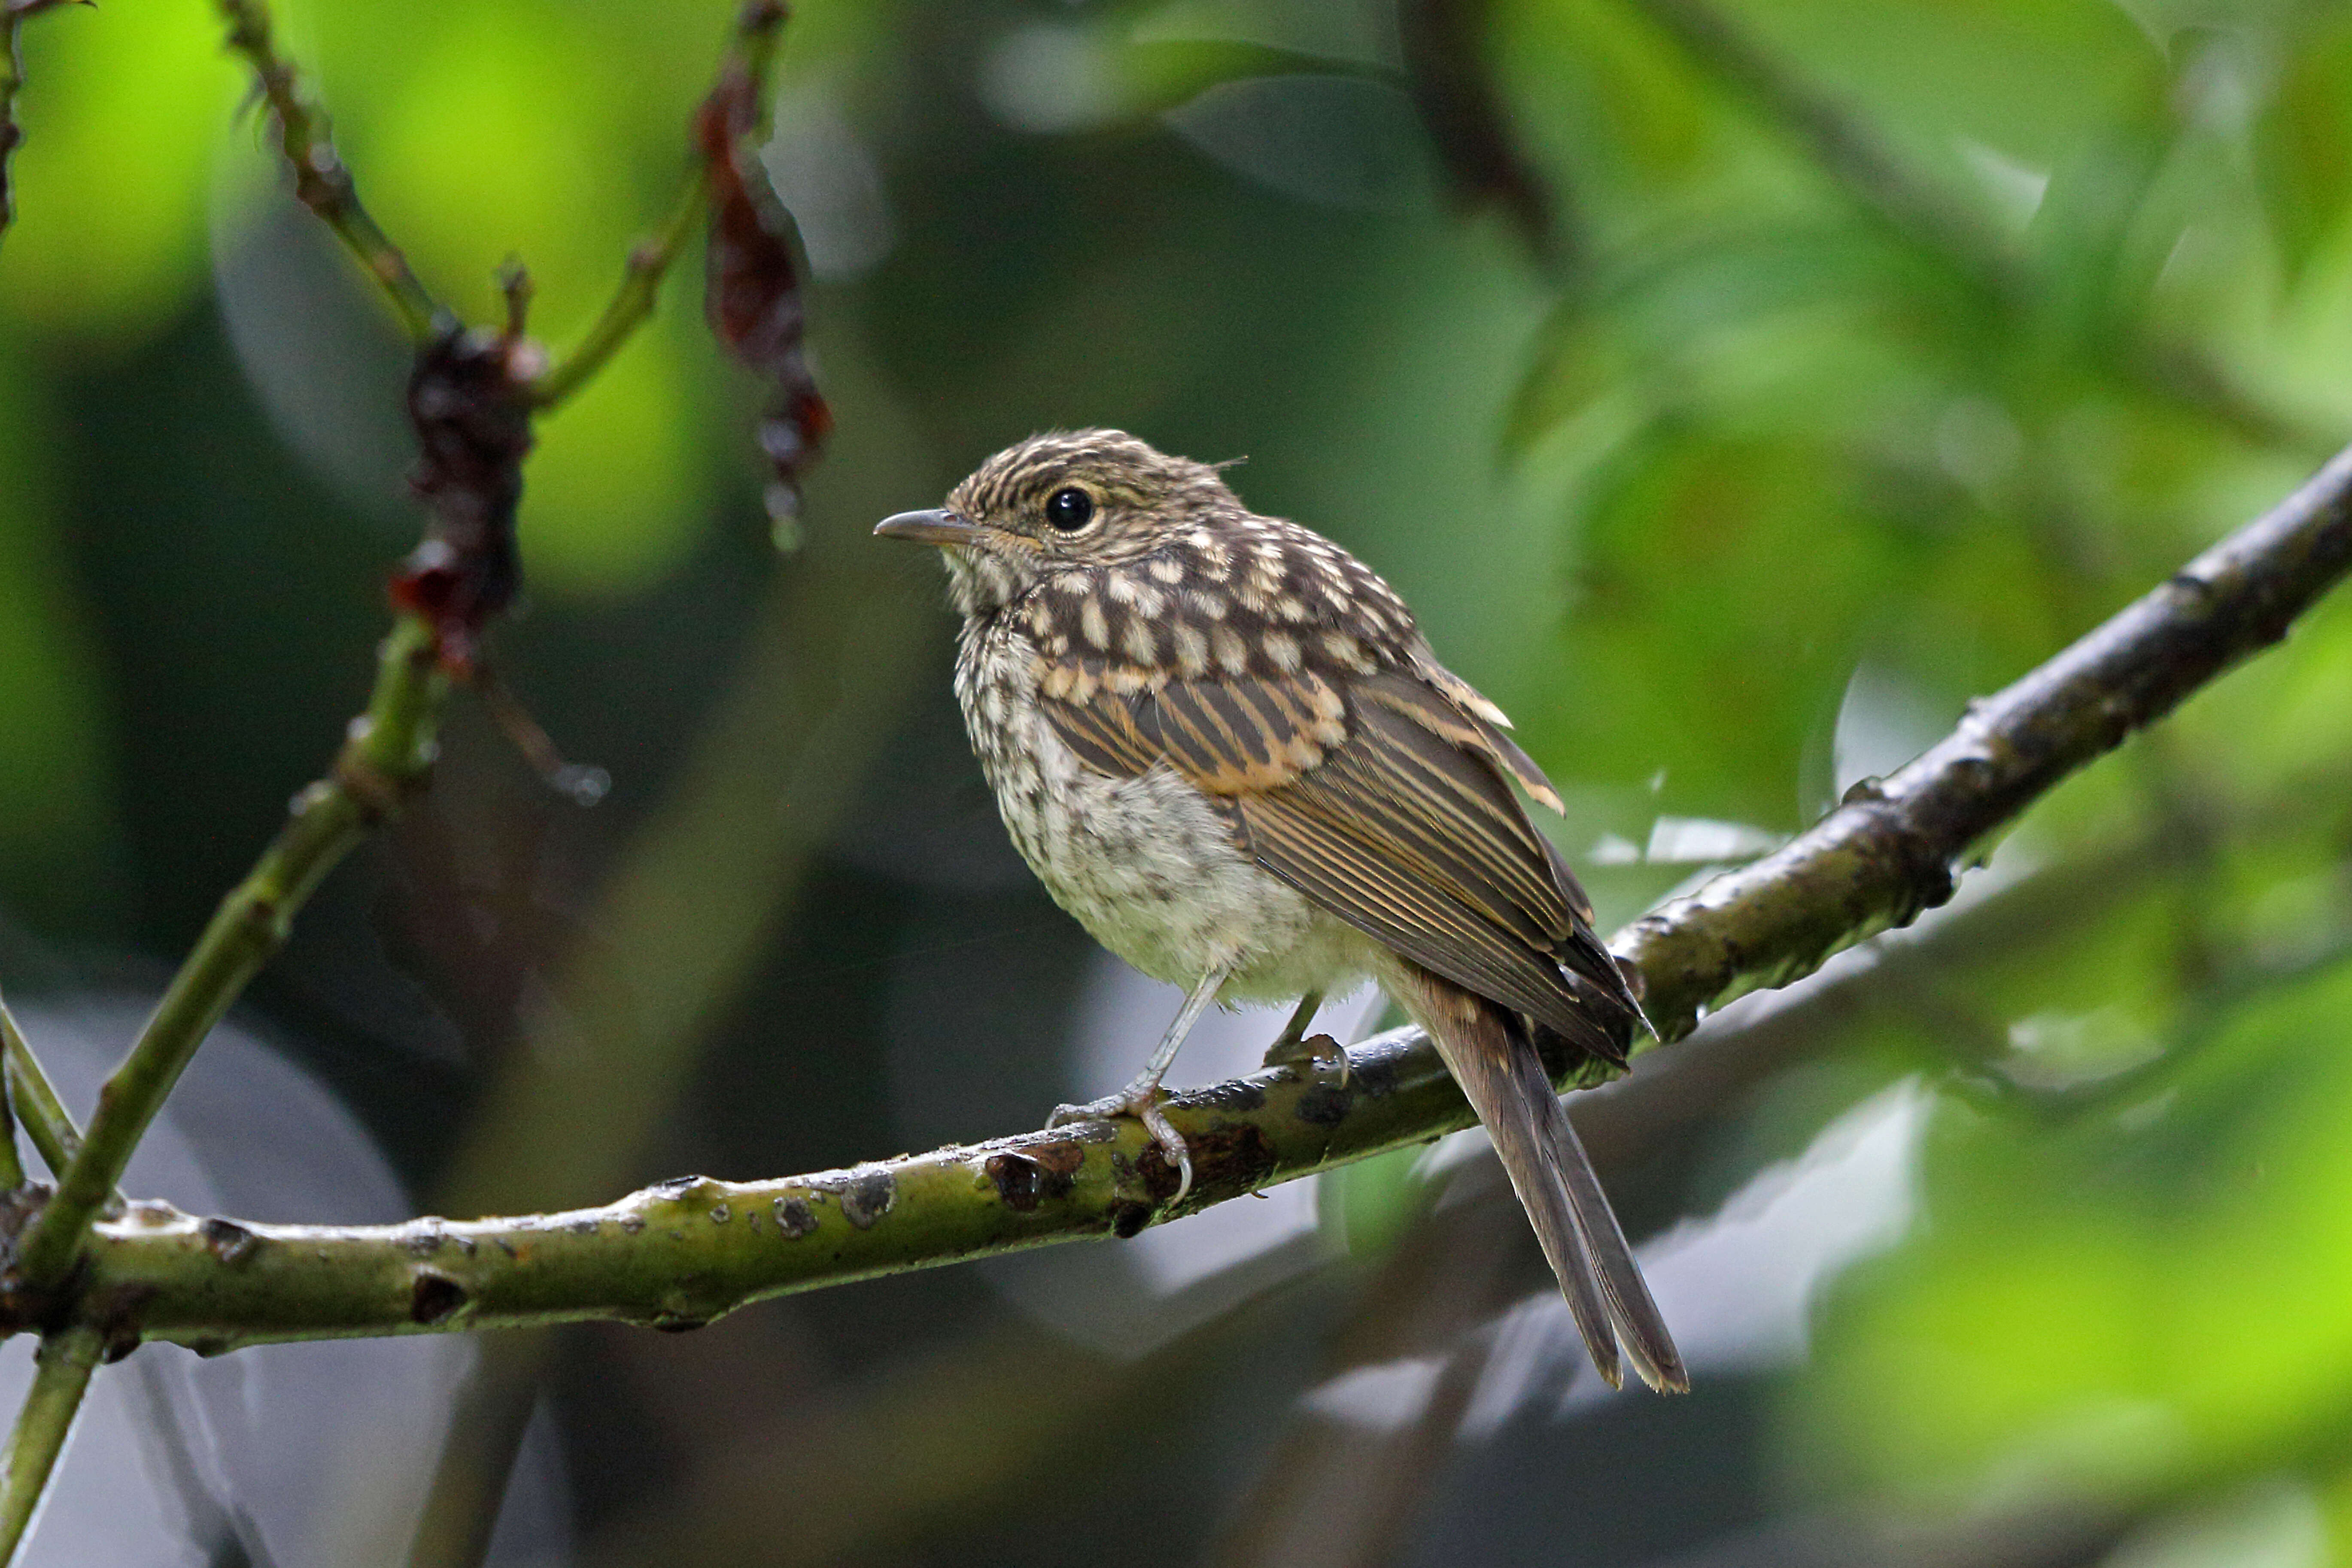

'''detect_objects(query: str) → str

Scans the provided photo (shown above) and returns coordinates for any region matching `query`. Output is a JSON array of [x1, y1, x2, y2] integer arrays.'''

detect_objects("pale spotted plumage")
[[955, 609, 1376, 1004], [884, 428, 1685, 1394]]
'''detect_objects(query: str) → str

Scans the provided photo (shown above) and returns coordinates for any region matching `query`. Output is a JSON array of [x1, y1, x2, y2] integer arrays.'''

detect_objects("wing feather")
[[1239, 789, 1624, 1058], [1037, 653, 1634, 1046]]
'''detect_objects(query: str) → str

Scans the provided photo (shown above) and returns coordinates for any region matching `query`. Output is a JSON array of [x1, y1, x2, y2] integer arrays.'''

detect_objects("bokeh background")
[[4, 0, 2352, 1562]]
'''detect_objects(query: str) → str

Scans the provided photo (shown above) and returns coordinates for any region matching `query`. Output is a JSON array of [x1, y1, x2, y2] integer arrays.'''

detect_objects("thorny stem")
[[528, 0, 788, 412], [24, 435, 2352, 1354], [214, 0, 439, 338], [0, 1000, 79, 1182], [12, 617, 447, 1290], [0, 1328, 99, 1567], [0, 6, 808, 1554], [527, 177, 708, 414]]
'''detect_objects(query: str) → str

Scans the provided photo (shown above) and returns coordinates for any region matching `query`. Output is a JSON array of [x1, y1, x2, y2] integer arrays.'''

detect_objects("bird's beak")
[[873, 508, 982, 546]]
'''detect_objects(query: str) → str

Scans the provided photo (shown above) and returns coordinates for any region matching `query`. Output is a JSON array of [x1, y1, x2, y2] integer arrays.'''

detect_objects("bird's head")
[[875, 429, 1241, 616]]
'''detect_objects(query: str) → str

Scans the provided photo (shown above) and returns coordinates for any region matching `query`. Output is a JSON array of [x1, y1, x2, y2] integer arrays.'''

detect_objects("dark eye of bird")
[[1044, 487, 1095, 532]]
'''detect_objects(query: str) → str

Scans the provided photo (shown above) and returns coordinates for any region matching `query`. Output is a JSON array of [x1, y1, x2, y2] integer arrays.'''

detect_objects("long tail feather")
[[1390, 960, 1688, 1394]]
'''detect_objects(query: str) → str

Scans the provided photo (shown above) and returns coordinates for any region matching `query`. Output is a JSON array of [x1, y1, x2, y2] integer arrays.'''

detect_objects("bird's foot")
[[1263, 1030, 1350, 1085], [1048, 1079, 1194, 1204]]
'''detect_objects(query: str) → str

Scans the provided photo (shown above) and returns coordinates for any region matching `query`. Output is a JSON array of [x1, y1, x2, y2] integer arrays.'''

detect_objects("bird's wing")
[[1041, 658, 1632, 1056]]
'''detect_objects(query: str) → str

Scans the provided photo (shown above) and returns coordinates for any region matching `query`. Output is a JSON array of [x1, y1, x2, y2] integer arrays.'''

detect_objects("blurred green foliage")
[[3, 0, 2352, 1561]]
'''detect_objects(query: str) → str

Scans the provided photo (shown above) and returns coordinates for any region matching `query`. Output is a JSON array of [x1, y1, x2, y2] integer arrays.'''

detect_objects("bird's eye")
[[1044, 487, 1095, 532]]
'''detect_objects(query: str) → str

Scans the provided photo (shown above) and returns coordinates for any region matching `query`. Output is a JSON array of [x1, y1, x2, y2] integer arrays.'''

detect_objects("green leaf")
[[0, 0, 236, 342]]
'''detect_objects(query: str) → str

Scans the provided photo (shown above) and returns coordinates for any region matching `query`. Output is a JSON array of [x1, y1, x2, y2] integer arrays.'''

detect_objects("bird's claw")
[[1263, 1030, 1349, 1085], [1047, 1084, 1194, 1205]]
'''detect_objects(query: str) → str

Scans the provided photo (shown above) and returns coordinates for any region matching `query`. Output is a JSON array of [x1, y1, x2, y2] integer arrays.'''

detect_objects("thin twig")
[[0, 1062, 20, 1195], [527, 185, 705, 413], [213, 0, 439, 338], [0, 0, 86, 246], [0, 14, 25, 243], [35, 431, 2352, 1352], [0, 997, 82, 1180], [0, 1327, 100, 1567], [527, 0, 788, 412], [12, 617, 448, 1289]]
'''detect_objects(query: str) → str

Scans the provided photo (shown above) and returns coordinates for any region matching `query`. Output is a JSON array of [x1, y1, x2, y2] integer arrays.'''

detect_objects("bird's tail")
[[1387, 960, 1687, 1394]]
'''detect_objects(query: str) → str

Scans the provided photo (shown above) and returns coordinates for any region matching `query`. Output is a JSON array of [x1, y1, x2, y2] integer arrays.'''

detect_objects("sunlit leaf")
[[0, 0, 234, 341]]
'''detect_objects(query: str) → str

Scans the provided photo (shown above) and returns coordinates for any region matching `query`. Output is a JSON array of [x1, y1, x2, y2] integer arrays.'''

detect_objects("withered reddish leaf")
[[394, 326, 534, 672], [696, 1, 831, 520]]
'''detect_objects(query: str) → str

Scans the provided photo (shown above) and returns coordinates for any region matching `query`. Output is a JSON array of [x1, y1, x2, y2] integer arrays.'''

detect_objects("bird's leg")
[[1265, 989, 1325, 1057], [1261, 989, 1347, 1083], [1050, 966, 1230, 1204]]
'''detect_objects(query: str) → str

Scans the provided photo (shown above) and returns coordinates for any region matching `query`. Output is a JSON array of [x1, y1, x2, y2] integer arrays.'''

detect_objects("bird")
[[875, 429, 1685, 1393]]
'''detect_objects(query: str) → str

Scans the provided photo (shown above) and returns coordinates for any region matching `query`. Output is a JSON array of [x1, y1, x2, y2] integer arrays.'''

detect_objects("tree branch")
[[31, 436, 2352, 1352], [9, 619, 448, 1290], [0, 4, 825, 1555], [8, 0, 802, 1301], [214, 0, 440, 337], [0, 998, 79, 1182], [0, 1327, 100, 1565], [1617, 438, 2352, 1036], [526, 0, 787, 413]]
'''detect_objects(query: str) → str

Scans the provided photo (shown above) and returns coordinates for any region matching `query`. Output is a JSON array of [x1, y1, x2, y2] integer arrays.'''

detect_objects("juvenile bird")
[[876, 431, 1684, 1392]]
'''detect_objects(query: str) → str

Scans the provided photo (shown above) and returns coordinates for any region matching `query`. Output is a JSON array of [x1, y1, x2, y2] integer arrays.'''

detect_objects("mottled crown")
[[939, 429, 1429, 695], [950, 429, 1237, 535]]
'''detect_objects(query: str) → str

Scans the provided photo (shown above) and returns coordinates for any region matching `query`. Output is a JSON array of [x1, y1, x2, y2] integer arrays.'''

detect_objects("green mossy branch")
[[0, 0, 801, 1554], [21, 437, 2351, 1355], [85, 1028, 1472, 1351], [10, 618, 447, 1292], [0, 1328, 98, 1564], [0, 999, 81, 1182], [215, 0, 439, 337]]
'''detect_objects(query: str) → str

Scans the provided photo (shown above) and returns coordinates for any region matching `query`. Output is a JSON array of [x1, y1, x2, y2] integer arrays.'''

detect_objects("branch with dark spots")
[[1398, 0, 1568, 264], [58, 1045, 1469, 1350], [1618, 438, 2352, 1037], [213, 0, 438, 337], [7, 615, 452, 1298], [11, 434, 2342, 1353], [0, 3, 827, 1551]]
